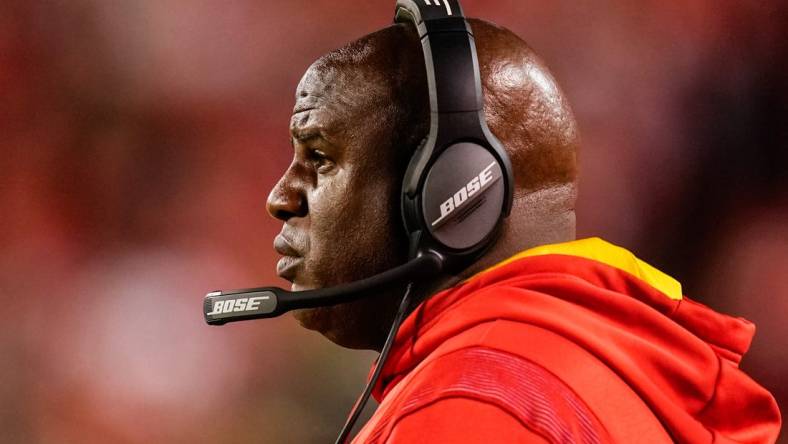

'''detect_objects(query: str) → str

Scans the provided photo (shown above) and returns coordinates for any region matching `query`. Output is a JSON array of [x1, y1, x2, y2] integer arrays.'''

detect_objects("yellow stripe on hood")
[[480, 237, 683, 300]]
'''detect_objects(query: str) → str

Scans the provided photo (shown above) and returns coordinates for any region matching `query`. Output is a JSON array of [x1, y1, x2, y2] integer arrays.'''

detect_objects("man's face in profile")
[[265, 61, 411, 348]]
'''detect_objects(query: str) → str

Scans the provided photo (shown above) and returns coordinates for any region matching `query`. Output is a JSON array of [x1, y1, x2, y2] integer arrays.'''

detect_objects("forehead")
[[290, 63, 390, 139]]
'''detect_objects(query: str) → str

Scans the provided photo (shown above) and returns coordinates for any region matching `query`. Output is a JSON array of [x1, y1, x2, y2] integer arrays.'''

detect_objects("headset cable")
[[334, 282, 415, 444]]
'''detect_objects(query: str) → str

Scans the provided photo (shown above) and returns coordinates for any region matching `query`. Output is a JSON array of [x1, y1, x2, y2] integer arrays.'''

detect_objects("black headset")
[[398, 0, 513, 271], [203, 1, 513, 441], [203, 0, 512, 326]]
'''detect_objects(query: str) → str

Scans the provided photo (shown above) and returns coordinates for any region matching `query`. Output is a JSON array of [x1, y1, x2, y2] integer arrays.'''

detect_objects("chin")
[[293, 307, 343, 344], [292, 307, 322, 330], [292, 306, 376, 350]]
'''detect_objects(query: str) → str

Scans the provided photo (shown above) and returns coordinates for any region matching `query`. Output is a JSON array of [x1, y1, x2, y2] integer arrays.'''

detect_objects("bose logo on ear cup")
[[431, 162, 498, 227], [422, 0, 453, 16]]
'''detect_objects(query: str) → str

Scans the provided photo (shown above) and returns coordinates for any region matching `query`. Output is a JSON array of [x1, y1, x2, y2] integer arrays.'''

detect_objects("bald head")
[[304, 18, 579, 195], [270, 18, 579, 349]]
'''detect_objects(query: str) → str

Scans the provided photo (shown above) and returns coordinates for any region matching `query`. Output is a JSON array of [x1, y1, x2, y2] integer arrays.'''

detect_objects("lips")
[[274, 234, 303, 281]]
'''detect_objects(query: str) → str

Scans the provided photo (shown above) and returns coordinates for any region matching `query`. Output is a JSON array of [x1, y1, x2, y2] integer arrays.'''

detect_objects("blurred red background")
[[1, 0, 785, 442]]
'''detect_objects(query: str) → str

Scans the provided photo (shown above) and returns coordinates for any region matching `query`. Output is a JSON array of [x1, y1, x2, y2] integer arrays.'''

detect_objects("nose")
[[266, 164, 308, 221]]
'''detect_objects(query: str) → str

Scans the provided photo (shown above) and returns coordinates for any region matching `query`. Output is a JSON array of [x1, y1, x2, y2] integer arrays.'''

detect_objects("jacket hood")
[[374, 238, 780, 443]]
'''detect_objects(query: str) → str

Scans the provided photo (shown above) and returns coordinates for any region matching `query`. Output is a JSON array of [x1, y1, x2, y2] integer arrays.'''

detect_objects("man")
[[267, 18, 781, 443]]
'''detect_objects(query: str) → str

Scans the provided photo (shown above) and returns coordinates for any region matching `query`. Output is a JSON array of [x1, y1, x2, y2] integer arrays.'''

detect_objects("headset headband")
[[395, 0, 487, 197], [395, 0, 481, 111]]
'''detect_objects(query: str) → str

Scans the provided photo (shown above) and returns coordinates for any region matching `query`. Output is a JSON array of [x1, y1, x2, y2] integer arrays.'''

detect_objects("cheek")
[[342, 175, 402, 243], [305, 174, 406, 282], [309, 177, 355, 235]]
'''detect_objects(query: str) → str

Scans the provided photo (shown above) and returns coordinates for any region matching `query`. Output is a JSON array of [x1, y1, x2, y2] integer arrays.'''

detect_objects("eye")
[[309, 149, 335, 174]]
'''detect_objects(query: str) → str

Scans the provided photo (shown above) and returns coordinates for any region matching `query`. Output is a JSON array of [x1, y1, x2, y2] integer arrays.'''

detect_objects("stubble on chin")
[[292, 307, 326, 332], [292, 306, 355, 347], [292, 299, 392, 350]]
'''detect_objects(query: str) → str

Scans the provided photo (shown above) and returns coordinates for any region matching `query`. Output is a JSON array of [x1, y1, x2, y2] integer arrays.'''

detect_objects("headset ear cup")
[[419, 142, 506, 251]]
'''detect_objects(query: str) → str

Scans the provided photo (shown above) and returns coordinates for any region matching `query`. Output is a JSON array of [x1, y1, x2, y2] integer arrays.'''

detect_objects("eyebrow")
[[291, 129, 326, 148], [292, 128, 323, 141], [291, 118, 340, 146]]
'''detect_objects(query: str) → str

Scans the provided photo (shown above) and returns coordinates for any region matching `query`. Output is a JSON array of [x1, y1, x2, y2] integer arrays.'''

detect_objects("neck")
[[411, 183, 576, 308], [460, 183, 576, 280]]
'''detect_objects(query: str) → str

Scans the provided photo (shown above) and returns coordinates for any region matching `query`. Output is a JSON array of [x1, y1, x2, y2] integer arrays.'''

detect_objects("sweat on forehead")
[[294, 24, 426, 112], [292, 24, 429, 166]]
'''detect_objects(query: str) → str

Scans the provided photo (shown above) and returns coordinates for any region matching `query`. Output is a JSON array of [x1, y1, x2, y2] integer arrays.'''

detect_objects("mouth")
[[274, 235, 303, 281]]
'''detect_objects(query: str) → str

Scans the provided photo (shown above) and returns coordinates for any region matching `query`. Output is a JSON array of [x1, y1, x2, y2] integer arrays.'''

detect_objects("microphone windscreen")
[[204, 289, 279, 325]]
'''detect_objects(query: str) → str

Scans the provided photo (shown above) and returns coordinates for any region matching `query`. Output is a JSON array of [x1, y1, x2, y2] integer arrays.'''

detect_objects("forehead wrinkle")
[[293, 66, 330, 114], [292, 106, 317, 115], [293, 88, 324, 114], [290, 105, 339, 136], [290, 26, 422, 163], [292, 84, 389, 146]]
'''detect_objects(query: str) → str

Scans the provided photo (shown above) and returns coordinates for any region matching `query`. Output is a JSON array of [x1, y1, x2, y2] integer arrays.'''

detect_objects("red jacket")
[[352, 238, 781, 443]]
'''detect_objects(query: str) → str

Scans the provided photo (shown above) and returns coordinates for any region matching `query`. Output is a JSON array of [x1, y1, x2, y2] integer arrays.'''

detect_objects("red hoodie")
[[351, 238, 781, 443]]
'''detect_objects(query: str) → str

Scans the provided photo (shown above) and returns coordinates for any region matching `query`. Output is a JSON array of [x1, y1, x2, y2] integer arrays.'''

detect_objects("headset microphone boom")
[[203, 252, 442, 325]]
